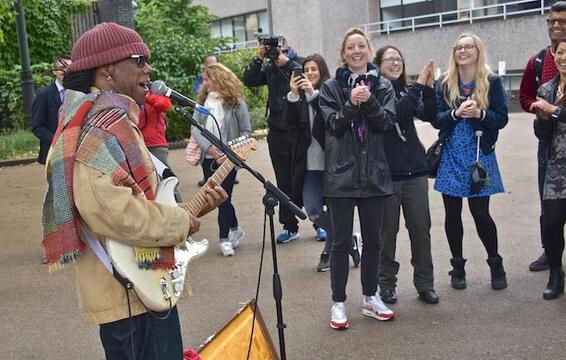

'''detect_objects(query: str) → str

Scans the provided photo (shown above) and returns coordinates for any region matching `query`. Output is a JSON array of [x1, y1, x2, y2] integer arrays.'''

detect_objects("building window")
[[211, 10, 268, 47]]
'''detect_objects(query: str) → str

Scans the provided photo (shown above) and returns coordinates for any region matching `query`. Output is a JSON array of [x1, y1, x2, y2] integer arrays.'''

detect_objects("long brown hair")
[[197, 63, 243, 107], [302, 53, 330, 89]]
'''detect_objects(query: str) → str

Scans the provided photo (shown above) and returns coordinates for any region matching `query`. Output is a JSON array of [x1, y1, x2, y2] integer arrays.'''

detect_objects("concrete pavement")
[[1, 112, 565, 359]]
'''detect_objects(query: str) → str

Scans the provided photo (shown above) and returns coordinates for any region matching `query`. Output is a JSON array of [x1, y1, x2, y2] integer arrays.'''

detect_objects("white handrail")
[[362, 0, 550, 35]]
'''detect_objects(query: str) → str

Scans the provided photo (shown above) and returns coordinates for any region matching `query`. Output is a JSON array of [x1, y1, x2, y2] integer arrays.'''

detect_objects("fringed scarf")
[[336, 63, 381, 142], [42, 90, 175, 272]]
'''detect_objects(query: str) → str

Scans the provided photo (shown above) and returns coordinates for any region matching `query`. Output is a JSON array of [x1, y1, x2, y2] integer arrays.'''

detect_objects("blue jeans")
[[203, 158, 238, 240], [538, 140, 548, 250], [303, 170, 333, 252], [99, 307, 182, 360]]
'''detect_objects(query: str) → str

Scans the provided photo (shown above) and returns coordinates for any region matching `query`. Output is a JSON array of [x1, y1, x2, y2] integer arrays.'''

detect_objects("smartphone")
[[292, 66, 303, 78]]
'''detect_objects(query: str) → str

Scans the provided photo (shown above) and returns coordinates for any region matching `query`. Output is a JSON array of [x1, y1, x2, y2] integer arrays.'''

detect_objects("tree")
[[134, 0, 224, 139]]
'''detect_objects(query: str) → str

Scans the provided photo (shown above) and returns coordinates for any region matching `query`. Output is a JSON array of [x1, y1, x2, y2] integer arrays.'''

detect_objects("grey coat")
[[191, 97, 252, 163]]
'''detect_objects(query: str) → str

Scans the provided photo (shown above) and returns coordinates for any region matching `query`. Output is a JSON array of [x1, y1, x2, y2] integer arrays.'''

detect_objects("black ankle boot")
[[449, 258, 467, 289], [349, 234, 360, 268], [543, 268, 564, 300], [487, 255, 508, 290]]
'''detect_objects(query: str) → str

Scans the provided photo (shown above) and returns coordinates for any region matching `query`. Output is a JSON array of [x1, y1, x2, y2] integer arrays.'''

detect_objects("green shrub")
[[0, 128, 38, 160], [0, 63, 53, 131]]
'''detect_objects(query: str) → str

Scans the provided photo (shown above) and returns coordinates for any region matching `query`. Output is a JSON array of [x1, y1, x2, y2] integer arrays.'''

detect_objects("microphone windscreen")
[[150, 80, 167, 96]]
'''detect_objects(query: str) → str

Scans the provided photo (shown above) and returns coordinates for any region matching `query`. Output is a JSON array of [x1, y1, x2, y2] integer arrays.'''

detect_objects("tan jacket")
[[73, 118, 190, 325]]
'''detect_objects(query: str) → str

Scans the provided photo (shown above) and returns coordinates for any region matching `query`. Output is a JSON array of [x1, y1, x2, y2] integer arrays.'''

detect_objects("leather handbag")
[[185, 136, 202, 166], [425, 131, 452, 179]]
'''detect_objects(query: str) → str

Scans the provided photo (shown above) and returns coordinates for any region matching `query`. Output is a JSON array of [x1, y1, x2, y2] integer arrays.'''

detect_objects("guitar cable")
[[246, 207, 268, 360]]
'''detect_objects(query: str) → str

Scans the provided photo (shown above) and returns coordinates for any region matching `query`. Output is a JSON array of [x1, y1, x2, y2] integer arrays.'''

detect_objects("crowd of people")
[[33, 1, 566, 357]]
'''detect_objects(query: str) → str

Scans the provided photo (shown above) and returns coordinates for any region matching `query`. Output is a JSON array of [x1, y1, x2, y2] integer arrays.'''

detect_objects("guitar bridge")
[[160, 278, 171, 300]]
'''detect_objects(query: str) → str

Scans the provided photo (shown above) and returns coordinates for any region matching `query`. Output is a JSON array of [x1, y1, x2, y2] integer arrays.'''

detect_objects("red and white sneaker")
[[330, 302, 349, 330], [362, 294, 395, 321]]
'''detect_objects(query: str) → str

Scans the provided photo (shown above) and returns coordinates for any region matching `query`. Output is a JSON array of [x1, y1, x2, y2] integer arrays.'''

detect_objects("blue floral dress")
[[434, 81, 504, 197]]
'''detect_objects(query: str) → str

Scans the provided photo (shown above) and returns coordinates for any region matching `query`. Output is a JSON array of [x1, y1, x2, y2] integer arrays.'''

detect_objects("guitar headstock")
[[228, 135, 258, 161]]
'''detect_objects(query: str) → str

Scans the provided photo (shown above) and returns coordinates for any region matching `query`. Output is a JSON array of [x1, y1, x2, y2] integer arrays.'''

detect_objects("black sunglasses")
[[129, 55, 151, 68]]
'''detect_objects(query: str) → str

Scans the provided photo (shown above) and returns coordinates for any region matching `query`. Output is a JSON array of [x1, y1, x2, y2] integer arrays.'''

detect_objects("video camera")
[[255, 28, 285, 62]]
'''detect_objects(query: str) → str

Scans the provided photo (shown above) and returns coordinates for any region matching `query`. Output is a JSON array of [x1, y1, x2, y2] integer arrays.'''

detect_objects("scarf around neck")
[[42, 90, 175, 271], [336, 63, 381, 142]]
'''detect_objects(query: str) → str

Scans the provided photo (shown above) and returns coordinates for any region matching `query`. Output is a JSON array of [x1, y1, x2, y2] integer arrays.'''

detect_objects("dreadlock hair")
[[63, 69, 95, 94]]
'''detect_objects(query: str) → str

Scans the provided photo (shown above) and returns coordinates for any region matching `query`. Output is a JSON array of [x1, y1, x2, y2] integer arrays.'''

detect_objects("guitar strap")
[[82, 153, 175, 276]]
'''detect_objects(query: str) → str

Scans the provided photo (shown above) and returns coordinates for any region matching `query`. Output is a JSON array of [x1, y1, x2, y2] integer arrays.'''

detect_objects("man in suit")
[[31, 55, 71, 164]]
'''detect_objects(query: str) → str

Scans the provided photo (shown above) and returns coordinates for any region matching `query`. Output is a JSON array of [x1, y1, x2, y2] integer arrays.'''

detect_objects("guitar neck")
[[180, 159, 235, 216]]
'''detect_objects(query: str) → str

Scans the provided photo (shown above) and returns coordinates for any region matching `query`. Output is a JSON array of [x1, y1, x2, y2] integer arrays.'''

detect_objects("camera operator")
[[243, 37, 304, 243]]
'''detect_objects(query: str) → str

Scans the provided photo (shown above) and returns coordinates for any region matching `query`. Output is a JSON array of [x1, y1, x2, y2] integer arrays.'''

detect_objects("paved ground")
[[1, 112, 566, 360]]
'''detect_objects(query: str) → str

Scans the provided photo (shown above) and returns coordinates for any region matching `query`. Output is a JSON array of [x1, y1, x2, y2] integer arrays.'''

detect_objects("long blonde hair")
[[197, 63, 243, 107], [441, 33, 492, 109]]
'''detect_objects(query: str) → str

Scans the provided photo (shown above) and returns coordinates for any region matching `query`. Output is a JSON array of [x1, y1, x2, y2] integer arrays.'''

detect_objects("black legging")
[[543, 199, 566, 270], [442, 195, 499, 258]]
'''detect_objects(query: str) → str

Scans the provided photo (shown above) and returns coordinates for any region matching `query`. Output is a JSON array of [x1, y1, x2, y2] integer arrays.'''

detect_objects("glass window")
[[233, 15, 246, 44], [258, 11, 269, 34], [246, 13, 258, 41], [211, 21, 221, 38], [221, 18, 233, 38]]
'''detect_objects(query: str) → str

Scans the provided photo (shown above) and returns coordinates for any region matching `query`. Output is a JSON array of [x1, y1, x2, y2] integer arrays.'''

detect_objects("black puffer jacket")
[[243, 57, 301, 131], [319, 72, 396, 198]]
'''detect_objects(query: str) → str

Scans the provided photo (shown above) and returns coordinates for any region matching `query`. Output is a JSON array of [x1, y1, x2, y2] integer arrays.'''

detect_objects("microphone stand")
[[176, 106, 305, 360]]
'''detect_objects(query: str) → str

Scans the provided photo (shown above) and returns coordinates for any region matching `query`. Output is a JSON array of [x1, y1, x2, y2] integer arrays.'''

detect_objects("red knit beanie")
[[67, 22, 150, 73]]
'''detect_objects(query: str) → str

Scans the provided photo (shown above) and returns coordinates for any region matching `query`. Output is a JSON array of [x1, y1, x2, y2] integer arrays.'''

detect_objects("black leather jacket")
[[534, 76, 566, 142], [319, 76, 396, 198]]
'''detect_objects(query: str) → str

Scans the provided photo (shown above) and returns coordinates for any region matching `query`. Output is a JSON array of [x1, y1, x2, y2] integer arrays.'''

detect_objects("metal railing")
[[217, 40, 258, 54], [362, 0, 550, 35]]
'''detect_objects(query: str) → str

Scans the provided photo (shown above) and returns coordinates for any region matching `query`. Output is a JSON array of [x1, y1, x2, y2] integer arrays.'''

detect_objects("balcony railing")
[[362, 0, 551, 35]]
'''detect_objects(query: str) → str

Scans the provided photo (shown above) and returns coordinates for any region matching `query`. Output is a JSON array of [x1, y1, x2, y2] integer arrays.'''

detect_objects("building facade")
[[195, 0, 552, 96]]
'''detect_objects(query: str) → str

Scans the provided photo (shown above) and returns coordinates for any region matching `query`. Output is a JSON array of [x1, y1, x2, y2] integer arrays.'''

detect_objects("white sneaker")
[[330, 302, 349, 330], [362, 294, 395, 321], [228, 227, 245, 249], [219, 241, 234, 257]]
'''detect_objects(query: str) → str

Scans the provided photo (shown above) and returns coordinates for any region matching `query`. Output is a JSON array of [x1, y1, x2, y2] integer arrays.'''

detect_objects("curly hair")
[[196, 63, 243, 108]]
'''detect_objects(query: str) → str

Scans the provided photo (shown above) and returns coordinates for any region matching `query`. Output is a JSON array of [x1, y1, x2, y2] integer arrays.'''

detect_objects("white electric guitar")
[[106, 136, 258, 312]]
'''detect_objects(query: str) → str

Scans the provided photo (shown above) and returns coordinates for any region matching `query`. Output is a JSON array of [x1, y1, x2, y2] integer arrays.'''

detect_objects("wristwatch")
[[551, 107, 561, 120]]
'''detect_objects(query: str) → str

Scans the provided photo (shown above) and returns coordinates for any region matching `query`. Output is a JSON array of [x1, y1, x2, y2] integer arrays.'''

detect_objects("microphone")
[[150, 80, 210, 115]]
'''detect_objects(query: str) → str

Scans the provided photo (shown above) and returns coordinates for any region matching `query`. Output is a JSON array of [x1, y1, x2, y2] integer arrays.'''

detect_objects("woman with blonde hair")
[[191, 63, 252, 256], [434, 33, 508, 290], [319, 27, 396, 330]]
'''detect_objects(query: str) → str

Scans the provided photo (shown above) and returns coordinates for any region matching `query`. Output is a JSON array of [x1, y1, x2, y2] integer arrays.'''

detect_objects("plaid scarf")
[[42, 90, 175, 271]]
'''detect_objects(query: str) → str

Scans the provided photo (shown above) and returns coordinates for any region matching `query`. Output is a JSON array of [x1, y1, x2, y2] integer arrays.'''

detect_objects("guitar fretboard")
[[180, 159, 235, 216]]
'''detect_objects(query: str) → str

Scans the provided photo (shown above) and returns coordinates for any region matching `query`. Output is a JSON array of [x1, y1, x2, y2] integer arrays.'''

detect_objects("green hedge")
[[0, 63, 53, 131]]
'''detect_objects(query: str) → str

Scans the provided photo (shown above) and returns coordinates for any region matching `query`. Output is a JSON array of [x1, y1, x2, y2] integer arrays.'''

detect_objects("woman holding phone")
[[434, 33, 508, 290], [286, 54, 361, 272]]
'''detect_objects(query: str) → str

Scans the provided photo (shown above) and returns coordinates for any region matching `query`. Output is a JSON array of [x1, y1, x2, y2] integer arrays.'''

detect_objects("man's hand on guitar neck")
[[197, 179, 229, 218]]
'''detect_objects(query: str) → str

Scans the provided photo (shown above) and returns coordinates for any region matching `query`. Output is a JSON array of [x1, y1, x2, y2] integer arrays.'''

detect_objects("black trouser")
[[327, 196, 384, 302], [267, 130, 299, 233], [99, 307, 182, 360], [543, 199, 566, 270], [202, 158, 238, 240], [538, 140, 549, 251], [442, 195, 499, 259]]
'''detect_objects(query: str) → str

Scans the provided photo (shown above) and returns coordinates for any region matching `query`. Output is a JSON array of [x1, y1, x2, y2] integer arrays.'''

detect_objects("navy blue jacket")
[[433, 74, 508, 155], [32, 82, 62, 164]]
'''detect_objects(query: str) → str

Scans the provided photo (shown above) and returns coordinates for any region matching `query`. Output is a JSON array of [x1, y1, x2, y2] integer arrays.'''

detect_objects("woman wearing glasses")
[[191, 63, 251, 257], [434, 33, 508, 290], [374, 46, 439, 305]]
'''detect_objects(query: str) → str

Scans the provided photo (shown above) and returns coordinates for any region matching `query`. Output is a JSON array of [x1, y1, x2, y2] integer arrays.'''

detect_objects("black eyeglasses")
[[381, 57, 404, 64], [129, 55, 151, 68], [453, 44, 476, 52], [547, 18, 566, 26]]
